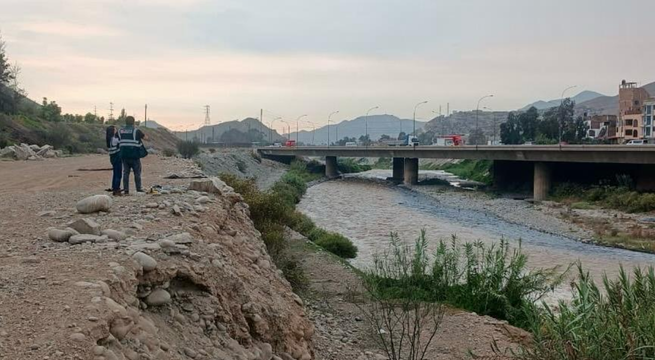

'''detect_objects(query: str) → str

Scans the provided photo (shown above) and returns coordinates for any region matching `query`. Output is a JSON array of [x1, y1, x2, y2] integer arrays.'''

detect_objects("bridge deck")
[[257, 145, 655, 164]]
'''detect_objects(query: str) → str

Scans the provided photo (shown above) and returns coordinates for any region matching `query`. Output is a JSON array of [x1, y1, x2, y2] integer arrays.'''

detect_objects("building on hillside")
[[584, 114, 617, 140], [643, 99, 655, 138], [618, 80, 651, 142]]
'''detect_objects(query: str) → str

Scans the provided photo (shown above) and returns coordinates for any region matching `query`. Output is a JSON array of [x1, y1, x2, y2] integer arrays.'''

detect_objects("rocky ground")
[[196, 149, 287, 190], [0, 155, 312, 360]]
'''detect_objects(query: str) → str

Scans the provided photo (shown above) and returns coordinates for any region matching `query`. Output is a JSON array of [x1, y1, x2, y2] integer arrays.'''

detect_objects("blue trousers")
[[110, 154, 122, 191], [122, 158, 142, 193]]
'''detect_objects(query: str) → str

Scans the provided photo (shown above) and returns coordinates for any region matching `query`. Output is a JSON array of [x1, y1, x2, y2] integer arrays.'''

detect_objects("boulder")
[[13, 145, 31, 160], [48, 228, 76, 242], [0, 147, 16, 159], [69, 234, 101, 245], [145, 289, 171, 306], [101, 229, 127, 241], [132, 252, 157, 271], [76, 195, 113, 214], [67, 218, 101, 235], [29, 144, 41, 152], [163, 232, 194, 244], [42, 149, 58, 158], [36, 145, 53, 156], [188, 177, 233, 195]]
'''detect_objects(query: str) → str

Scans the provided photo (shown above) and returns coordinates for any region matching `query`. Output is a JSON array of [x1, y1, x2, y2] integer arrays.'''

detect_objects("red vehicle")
[[284, 140, 296, 147], [433, 135, 465, 146]]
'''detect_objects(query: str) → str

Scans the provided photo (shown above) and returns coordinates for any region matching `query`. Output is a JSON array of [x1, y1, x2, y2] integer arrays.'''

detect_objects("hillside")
[[423, 110, 509, 140], [575, 81, 655, 116], [174, 118, 285, 144], [290, 114, 425, 145], [521, 90, 605, 111]]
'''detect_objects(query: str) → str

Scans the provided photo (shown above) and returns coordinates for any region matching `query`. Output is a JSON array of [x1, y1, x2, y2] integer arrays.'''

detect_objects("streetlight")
[[280, 120, 290, 140], [295, 114, 307, 145], [432, 110, 445, 137], [303, 120, 317, 145], [484, 106, 496, 145], [269, 117, 282, 143], [413, 101, 428, 137], [476, 95, 494, 137], [559, 85, 577, 144], [365, 106, 379, 147], [327, 111, 339, 147]]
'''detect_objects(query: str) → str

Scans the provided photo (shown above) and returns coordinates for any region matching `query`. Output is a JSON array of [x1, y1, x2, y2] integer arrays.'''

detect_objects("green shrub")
[[368, 231, 564, 328], [287, 211, 315, 235], [162, 148, 176, 157], [338, 158, 372, 173], [373, 157, 392, 169], [440, 159, 493, 185], [314, 232, 358, 259], [0, 132, 9, 148], [177, 140, 199, 159], [250, 150, 262, 163], [571, 201, 594, 210], [521, 265, 655, 360], [46, 123, 72, 149], [307, 227, 329, 242]]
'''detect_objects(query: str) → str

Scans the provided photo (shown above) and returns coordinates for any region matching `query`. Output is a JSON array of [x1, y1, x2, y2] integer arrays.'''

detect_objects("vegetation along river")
[[297, 171, 655, 302]]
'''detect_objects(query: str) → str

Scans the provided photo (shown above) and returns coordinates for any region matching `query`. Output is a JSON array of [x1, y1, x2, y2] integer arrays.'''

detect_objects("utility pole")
[[109, 102, 114, 121], [204, 105, 211, 126], [144, 104, 148, 128], [260, 109, 264, 141]]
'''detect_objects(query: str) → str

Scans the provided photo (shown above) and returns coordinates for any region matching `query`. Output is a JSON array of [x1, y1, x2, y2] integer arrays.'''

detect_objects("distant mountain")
[[575, 81, 655, 116], [424, 110, 510, 140], [521, 90, 606, 111], [289, 114, 425, 145], [173, 118, 284, 144]]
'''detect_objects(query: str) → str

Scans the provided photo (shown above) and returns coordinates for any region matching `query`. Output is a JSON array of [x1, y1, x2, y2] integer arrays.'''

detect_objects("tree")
[[84, 112, 98, 124], [519, 106, 539, 142], [500, 112, 522, 144], [0, 31, 12, 85], [379, 134, 391, 141], [397, 132, 406, 140], [358, 134, 371, 146], [468, 128, 487, 145], [41, 97, 62, 122], [177, 140, 199, 159], [117, 108, 127, 123]]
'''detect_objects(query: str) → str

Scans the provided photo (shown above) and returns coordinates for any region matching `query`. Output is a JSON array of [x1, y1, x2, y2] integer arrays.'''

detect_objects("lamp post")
[[280, 120, 290, 140], [269, 117, 282, 143], [559, 85, 577, 144], [295, 114, 307, 145], [365, 106, 379, 147], [413, 101, 428, 138], [303, 120, 316, 145], [327, 111, 339, 147], [484, 106, 496, 145], [476, 95, 493, 137]]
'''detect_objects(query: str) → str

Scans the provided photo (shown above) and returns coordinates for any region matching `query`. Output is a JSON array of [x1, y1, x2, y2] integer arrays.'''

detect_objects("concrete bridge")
[[257, 145, 655, 200]]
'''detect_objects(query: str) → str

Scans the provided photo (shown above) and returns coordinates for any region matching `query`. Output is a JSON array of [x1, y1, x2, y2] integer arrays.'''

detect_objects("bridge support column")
[[325, 156, 339, 178], [533, 162, 551, 201], [391, 157, 405, 181], [404, 158, 419, 185]]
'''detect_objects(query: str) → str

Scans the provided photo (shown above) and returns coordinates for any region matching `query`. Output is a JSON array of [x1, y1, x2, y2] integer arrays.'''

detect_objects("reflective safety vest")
[[118, 126, 141, 159], [108, 136, 120, 155]]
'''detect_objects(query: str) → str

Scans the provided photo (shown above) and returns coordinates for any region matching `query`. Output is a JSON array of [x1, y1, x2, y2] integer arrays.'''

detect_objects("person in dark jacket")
[[118, 116, 148, 194], [105, 125, 122, 196]]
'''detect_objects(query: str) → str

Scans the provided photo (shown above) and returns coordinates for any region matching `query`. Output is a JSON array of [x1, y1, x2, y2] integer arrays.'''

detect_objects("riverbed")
[[297, 171, 655, 301]]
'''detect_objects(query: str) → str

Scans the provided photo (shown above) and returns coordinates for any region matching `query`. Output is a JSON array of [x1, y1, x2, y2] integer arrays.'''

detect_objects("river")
[[298, 171, 655, 302]]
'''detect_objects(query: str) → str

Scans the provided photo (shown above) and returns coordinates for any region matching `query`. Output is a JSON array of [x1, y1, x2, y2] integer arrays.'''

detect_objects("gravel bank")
[[196, 148, 287, 190]]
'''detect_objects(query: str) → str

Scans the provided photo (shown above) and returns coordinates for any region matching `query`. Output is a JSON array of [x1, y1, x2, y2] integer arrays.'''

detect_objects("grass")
[[551, 182, 655, 213], [570, 201, 594, 210], [338, 157, 372, 173], [366, 231, 564, 329], [436, 159, 493, 185], [516, 265, 655, 360]]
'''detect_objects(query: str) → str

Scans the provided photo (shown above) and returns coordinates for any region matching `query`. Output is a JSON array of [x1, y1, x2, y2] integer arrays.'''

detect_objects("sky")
[[2, 0, 655, 132]]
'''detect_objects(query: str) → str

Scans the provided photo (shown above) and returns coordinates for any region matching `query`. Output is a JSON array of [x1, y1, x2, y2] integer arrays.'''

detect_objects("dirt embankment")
[[196, 149, 287, 190], [0, 155, 312, 360]]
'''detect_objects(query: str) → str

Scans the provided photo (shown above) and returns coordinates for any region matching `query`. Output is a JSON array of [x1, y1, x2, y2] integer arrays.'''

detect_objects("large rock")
[[68, 218, 101, 235], [188, 177, 233, 195], [36, 145, 53, 156], [48, 228, 76, 242], [101, 229, 127, 241], [145, 289, 171, 306], [76, 195, 113, 214], [163, 232, 194, 244], [0, 146, 16, 159], [42, 149, 58, 158], [29, 144, 41, 152], [132, 252, 157, 271], [13, 145, 32, 160], [69, 234, 101, 245]]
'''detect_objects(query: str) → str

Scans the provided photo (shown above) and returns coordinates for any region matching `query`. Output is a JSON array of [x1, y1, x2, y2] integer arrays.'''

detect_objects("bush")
[[439, 159, 493, 185], [314, 232, 358, 259], [46, 123, 71, 150], [521, 265, 655, 360], [338, 158, 372, 173], [368, 231, 564, 328], [307, 227, 329, 242], [162, 148, 176, 157], [287, 211, 315, 235], [177, 140, 199, 159]]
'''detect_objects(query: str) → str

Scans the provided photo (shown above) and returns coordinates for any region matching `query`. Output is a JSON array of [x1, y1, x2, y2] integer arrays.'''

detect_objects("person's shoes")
[[123, 191, 130, 196], [112, 190, 122, 197]]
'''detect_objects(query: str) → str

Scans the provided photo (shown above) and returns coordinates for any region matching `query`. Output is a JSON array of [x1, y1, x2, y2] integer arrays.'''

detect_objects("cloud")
[[16, 20, 124, 38]]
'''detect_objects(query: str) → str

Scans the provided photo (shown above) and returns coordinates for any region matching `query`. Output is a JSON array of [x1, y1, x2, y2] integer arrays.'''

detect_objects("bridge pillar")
[[325, 156, 339, 178], [403, 158, 419, 185], [392, 157, 404, 180], [533, 162, 551, 201]]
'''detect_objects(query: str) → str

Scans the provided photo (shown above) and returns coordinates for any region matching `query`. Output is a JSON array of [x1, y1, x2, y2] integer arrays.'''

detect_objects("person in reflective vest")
[[105, 125, 122, 196], [119, 116, 147, 194]]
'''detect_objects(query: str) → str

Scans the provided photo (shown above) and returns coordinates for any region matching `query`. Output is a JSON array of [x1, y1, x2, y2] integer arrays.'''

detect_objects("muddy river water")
[[298, 172, 655, 302]]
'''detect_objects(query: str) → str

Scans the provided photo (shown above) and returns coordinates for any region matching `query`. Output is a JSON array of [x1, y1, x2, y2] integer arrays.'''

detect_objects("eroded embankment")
[[0, 171, 313, 359]]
